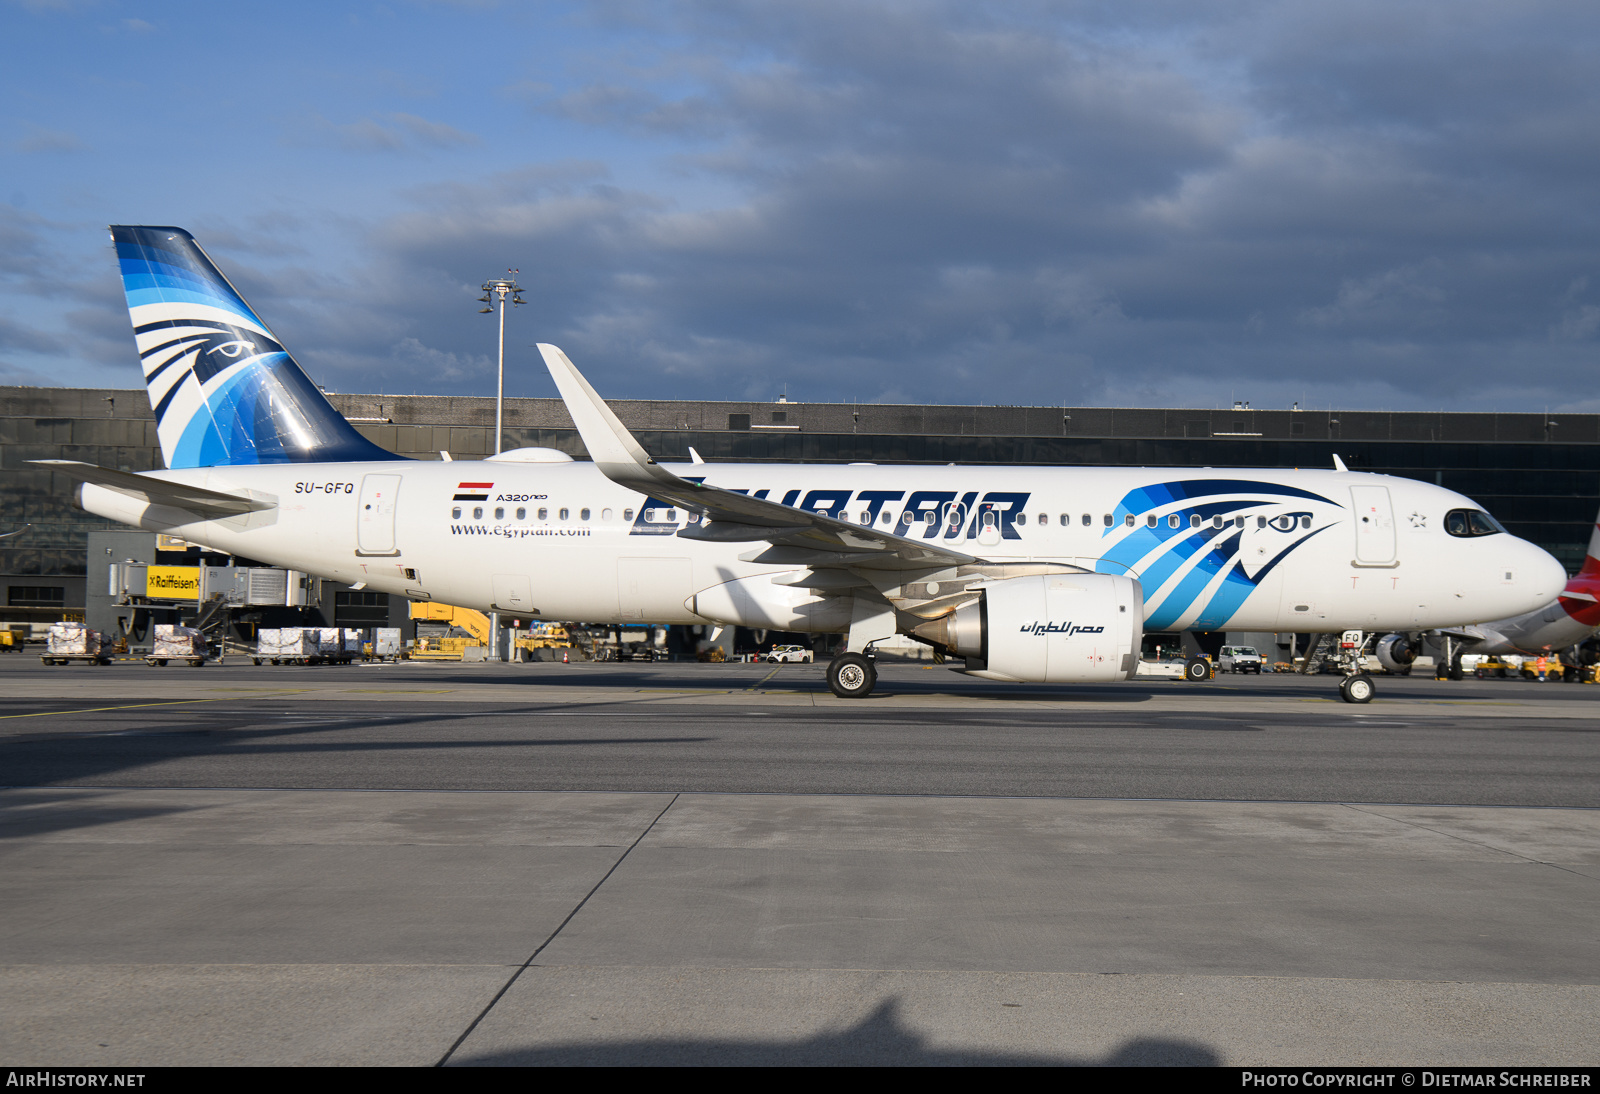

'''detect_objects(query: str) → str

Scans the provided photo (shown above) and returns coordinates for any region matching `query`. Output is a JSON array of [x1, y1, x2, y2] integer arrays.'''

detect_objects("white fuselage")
[[80, 458, 1566, 635]]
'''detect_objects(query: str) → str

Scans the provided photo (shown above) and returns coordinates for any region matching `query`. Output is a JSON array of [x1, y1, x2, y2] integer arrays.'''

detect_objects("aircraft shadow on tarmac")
[[449, 997, 1221, 1067], [0, 788, 198, 840], [0, 703, 714, 807], [415, 662, 1165, 703]]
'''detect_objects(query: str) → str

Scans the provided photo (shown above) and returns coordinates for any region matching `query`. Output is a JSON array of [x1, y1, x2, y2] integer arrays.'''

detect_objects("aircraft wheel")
[[1340, 675, 1376, 704], [828, 652, 877, 699], [1184, 657, 1211, 682]]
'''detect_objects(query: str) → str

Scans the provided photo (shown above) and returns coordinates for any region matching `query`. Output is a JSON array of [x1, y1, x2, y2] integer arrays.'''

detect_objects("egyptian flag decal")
[[453, 481, 493, 501]]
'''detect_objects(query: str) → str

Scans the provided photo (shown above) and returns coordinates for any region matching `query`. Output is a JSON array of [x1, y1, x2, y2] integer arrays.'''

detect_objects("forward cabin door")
[[356, 474, 402, 556], [1349, 485, 1396, 565]]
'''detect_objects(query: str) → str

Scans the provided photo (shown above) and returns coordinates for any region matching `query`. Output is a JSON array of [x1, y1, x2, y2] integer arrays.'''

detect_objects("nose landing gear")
[[1336, 629, 1375, 703], [1339, 674, 1375, 703]]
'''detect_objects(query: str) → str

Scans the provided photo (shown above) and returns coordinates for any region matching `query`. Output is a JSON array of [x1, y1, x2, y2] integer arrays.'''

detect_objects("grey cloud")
[[17, 125, 85, 153], [0, 315, 65, 354], [84, 0, 1595, 413], [288, 112, 481, 153]]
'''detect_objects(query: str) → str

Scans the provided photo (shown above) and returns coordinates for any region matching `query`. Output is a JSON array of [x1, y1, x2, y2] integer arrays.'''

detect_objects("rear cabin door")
[[356, 474, 402, 556], [1349, 485, 1396, 565]]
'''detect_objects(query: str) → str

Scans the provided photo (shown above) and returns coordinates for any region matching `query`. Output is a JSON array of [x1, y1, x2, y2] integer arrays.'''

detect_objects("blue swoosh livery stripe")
[[1097, 479, 1342, 631]]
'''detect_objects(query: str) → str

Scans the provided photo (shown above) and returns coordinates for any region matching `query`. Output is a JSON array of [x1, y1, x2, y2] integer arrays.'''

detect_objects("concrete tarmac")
[[1, 658, 1596, 1065]]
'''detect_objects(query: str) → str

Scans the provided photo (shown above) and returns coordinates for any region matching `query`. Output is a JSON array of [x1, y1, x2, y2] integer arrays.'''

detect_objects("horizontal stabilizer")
[[31, 460, 275, 517]]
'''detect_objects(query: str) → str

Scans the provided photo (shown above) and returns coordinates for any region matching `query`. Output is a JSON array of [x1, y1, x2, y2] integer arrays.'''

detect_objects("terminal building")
[[4, 385, 1596, 654]]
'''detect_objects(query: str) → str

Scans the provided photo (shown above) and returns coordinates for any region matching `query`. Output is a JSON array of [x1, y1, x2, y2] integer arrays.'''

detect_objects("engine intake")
[[1375, 633, 1416, 674], [912, 573, 1143, 683]]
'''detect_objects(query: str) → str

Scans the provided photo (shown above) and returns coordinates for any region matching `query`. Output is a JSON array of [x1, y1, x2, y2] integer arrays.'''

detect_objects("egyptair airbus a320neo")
[[37, 226, 1567, 703]]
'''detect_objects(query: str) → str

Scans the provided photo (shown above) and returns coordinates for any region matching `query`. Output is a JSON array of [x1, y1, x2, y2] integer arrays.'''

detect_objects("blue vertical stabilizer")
[[111, 225, 398, 468]]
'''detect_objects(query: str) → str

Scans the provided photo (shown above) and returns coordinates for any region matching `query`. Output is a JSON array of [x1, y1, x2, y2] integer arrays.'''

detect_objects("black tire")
[[156, 659, 168, 667], [828, 652, 877, 699], [1184, 657, 1210, 682], [1340, 675, 1376, 704]]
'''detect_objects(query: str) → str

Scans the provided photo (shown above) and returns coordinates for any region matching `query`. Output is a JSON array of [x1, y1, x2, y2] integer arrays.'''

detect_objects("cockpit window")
[[1444, 509, 1505, 537]]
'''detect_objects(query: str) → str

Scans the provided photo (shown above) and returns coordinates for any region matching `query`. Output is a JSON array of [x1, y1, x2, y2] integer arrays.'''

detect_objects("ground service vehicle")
[[1218, 645, 1264, 674]]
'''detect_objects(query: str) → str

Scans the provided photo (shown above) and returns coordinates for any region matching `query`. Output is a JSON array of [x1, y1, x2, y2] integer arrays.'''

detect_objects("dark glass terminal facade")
[[3, 386, 1596, 618]]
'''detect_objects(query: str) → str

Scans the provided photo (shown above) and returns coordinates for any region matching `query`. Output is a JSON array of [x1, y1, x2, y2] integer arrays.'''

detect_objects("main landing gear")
[[828, 651, 877, 699]]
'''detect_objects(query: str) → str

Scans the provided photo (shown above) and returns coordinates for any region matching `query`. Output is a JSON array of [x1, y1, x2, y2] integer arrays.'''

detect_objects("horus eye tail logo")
[[112, 225, 398, 470]]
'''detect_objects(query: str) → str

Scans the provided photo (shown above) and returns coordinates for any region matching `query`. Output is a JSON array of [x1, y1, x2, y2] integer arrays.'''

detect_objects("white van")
[[1219, 645, 1264, 674]]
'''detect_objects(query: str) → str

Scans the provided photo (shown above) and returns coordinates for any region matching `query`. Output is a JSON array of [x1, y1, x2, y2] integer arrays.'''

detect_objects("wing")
[[31, 460, 276, 517], [538, 343, 977, 572]]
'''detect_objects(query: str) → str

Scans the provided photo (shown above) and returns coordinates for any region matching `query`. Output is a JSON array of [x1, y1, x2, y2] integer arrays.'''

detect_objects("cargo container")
[[43, 622, 110, 666], [148, 623, 207, 667]]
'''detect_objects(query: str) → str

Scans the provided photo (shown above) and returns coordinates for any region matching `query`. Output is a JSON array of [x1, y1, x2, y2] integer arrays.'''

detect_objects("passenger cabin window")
[[516, 507, 526, 520], [559, 507, 569, 520], [1124, 514, 1134, 527], [1168, 514, 1179, 529], [580, 508, 591, 521], [1256, 516, 1266, 529], [1443, 509, 1503, 536], [602, 508, 613, 520], [1146, 515, 1158, 528], [1038, 513, 1047, 526], [1082, 513, 1091, 526], [494, 507, 505, 520], [623, 508, 633, 521], [538, 508, 548, 520], [1191, 515, 1201, 528], [1059, 514, 1069, 526], [452, 507, 461, 519], [473, 506, 484, 520]]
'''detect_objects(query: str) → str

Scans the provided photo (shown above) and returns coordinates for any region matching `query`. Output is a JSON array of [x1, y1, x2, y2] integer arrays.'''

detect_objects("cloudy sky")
[[4, 0, 1599, 411]]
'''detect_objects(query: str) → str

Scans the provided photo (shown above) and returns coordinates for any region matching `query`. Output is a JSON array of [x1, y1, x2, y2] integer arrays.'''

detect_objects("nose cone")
[[1503, 538, 1570, 617], [1525, 540, 1569, 601]]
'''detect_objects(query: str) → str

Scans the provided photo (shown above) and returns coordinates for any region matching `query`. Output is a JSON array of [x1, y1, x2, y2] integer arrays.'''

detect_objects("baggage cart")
[[42, 622, 110, 666], [147, 623, 208, 667]]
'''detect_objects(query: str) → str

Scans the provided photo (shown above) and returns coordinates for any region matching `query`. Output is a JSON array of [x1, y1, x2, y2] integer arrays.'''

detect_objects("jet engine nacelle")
[[1375, 633, 1417, 674], [917, 573, 1144, 683]]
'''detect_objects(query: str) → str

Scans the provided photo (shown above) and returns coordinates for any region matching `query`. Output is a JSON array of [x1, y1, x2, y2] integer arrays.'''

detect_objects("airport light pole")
[[478, 271, 524, 456], [478, 271, 524, 660]]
